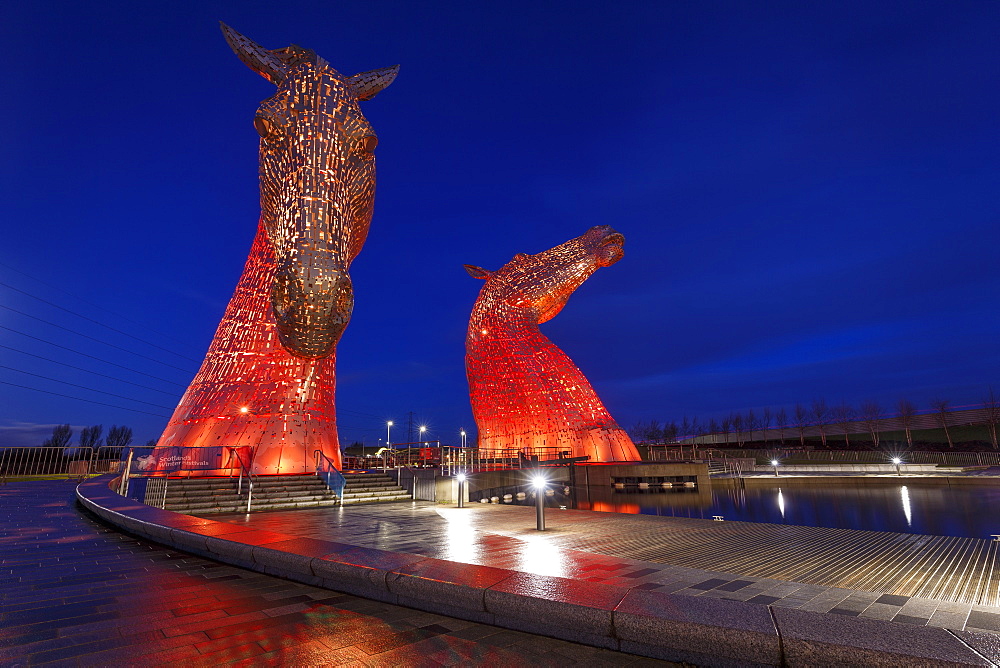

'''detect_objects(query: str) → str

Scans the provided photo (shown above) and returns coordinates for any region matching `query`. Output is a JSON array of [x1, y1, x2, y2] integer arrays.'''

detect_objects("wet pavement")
[[0, 482, 670, 666], [211, 500, 1000, 634]]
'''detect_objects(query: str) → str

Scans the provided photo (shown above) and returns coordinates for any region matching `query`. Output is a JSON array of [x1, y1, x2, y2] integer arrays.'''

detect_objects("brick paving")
[[211, 500, 1000, 635], [0, 482, 671, 666]]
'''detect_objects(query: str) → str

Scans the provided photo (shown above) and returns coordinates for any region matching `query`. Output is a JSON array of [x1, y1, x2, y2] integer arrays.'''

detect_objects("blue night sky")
[[1, 1, 998, 448]]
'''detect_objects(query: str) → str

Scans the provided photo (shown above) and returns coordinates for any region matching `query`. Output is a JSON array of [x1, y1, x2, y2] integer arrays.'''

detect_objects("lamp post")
[[892, 457, 902, 477], [386, 421, 393, 450], [419, 425, 427, 445], [457, 472, 466, 508], [771, 459, 779, 477], [460, 429, 467, 448], [532, 474, 547, 530]]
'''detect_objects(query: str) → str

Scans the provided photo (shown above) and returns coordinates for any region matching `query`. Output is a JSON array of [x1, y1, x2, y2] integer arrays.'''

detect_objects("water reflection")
[[901, 485, 912, 527], [576, 482, 1000, 539]]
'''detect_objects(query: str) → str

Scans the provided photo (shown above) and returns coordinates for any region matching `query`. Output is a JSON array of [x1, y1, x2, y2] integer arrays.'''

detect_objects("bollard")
[[532, 475, 546, 530]]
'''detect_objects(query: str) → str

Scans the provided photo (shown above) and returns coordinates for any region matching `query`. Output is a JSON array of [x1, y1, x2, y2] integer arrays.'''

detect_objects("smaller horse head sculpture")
[[222, 23, 398, 359], [464, 225, 625, 323]]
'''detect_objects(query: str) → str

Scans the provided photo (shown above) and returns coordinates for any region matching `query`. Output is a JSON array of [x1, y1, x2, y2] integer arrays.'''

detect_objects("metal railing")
[[710, 448, 1000, 467], [229, 447, 256, 513], [0, 445, 129, 485], [313, 450, 346, 501], [146, 477, 169, 509]]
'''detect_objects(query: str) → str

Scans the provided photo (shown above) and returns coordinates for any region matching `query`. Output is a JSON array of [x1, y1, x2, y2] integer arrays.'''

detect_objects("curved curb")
[[77, 475, 996, 667]]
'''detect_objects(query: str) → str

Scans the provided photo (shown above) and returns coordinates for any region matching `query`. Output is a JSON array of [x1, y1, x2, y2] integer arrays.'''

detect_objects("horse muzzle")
[[270, 259, 354, 359]]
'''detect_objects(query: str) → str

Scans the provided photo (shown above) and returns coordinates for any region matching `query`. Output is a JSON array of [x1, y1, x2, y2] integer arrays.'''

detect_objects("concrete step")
[[157, 472, 411, 511], [166, 488, 335, 500], [174, 498, 342, 514], [341, 492, 412, 505]]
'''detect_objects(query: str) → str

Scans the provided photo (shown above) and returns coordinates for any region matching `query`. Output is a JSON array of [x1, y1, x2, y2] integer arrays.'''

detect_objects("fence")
[[712, 448, 1000, 467], [346, 445, 562, 476], [0, 446, 132, 484], [646, 444, 1000, 471]]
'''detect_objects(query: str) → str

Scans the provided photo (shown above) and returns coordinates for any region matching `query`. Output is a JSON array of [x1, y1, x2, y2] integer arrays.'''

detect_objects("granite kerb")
[[75, 474, 999, 667]]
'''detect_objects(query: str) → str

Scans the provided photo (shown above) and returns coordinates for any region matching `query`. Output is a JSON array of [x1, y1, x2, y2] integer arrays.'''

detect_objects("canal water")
[[571, 482, 1000, 540]]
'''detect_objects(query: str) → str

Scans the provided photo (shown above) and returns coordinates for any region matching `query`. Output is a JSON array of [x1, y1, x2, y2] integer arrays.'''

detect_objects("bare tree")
[[664, 421, 679, 443], [812, 399, 830, 447], [144, 439, 157, 447], [930, 398, 954, 448], [41, 424, 73, 449], [897, 398, 916, 448], [629, 420, 662, 443], [105, 425, 134, 459], [627, 422, 646, 442], [732, 413, 745, 447], [793, 404, 808, 446], [745, 409, 757, 444], [79, 425, 103, 450], [681, 416, 691, 442], [720, 416, 732, 445], [708, 418, 720, 445], [760, 408, 772, 447], [775, 407, 787, 445], [860, 401, 885, 449], [983, 388, 1000, 449], [833, 403, 855, 447]]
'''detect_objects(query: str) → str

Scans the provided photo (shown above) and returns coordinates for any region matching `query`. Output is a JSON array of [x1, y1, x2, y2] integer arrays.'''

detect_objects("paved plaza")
[[212, 496, 1000, 633], [7, 476, 1000, 666], [0, 481, 670, 666]]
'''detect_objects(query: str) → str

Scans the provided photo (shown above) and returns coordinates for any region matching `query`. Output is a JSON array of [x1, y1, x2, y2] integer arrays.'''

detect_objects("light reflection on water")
[[574, 482, 1000, 539]]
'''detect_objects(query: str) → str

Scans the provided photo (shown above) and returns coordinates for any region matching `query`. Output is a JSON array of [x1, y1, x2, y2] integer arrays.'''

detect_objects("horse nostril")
[[358, 135, 378, 153]]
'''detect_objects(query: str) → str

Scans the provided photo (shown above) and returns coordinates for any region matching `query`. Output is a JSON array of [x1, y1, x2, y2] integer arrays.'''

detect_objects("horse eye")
[[357, 135, 378, 153], [254, 115, 275, 138]]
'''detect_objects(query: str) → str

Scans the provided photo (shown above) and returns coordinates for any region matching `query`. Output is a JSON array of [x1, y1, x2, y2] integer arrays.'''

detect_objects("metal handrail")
[[313, 450, 346, 502], [228, 447, 256, 512], [119, 448, 134, 496]]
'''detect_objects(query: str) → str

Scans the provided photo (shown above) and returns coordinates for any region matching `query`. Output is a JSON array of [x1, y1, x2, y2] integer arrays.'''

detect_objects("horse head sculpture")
[[464, 225, 625, 324], [222, 23, 398, 359], [154, 27, 397, 474], [464, 226, 640, 462]]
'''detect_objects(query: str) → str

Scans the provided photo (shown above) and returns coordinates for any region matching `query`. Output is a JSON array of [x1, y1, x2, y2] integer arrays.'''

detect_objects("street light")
[[460, 429, 467, 448], [386, 421, 393, 449], [457, 472, 466, 508], [892, 457, 902, 477], [771, 459, 779, 477], [532, 475, 547, 530], [419, 425, 427, 445]]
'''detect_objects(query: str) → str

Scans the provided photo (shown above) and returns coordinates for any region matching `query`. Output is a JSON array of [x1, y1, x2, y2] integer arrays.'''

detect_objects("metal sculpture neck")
[[464, 226, 641, 463]]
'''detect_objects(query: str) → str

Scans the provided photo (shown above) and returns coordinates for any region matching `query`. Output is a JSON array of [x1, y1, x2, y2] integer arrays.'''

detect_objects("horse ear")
[[349, 65, 400, 101], [464, 265, 493, 280], [220, 22, 286, 85]]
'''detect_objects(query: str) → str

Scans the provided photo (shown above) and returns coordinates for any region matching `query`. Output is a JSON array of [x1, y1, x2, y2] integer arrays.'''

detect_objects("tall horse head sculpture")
[[154, 26, 397, 474], [223, 24, 397, 358], [464, 226, 641, 462]]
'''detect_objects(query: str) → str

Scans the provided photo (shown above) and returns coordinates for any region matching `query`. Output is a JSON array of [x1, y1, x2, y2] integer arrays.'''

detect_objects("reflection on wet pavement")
[[211, 500, 1000, 631], [0, 483, 672, 666]]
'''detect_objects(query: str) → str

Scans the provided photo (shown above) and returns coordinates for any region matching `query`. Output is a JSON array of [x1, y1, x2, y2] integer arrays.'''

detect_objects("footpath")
[[74, 474, 1000, 666]]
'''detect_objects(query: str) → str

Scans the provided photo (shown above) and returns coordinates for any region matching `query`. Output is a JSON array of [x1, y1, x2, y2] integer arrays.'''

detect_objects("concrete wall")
[[579, 462, 710, 488]]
